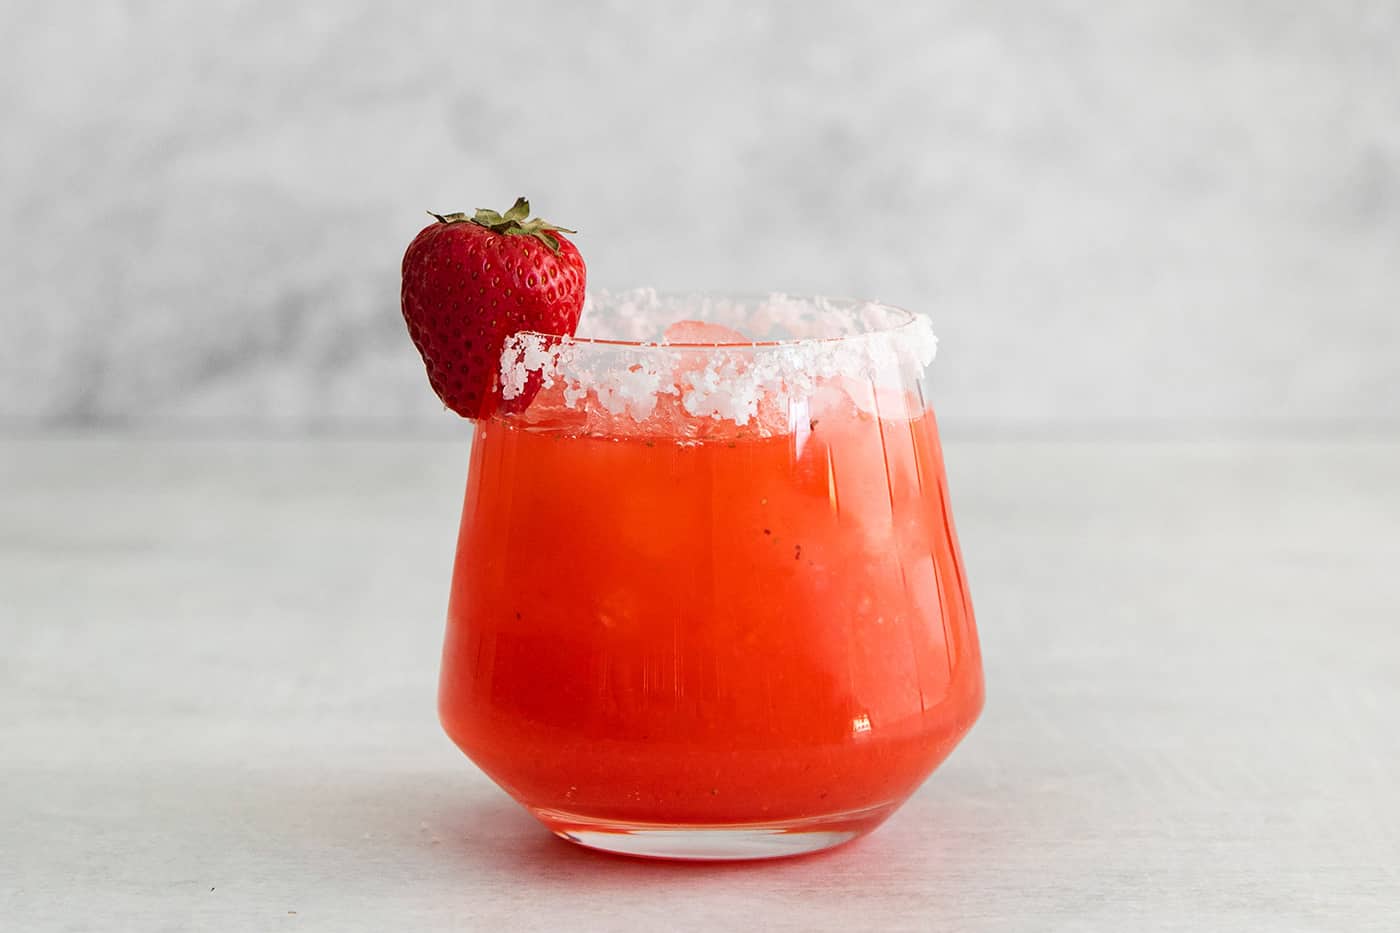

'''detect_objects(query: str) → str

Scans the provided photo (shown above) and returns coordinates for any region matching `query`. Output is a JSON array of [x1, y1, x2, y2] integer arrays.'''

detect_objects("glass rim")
[[497, 291, 940, 423], [511, 290, 925, 349]]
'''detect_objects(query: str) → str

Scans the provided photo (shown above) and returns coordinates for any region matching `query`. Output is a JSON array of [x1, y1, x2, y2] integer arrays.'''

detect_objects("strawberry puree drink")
[[436, 292, 984, 860]]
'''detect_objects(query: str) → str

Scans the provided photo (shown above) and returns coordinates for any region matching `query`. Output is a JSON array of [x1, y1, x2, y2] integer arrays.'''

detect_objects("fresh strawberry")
[[400, 197, 586, 418]]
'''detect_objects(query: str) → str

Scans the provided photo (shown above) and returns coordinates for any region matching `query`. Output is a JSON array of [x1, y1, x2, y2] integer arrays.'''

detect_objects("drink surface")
[[439, 392, 983, 826]]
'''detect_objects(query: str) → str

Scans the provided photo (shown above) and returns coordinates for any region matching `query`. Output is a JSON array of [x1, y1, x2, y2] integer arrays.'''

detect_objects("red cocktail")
[[438, 292, 983, 859]]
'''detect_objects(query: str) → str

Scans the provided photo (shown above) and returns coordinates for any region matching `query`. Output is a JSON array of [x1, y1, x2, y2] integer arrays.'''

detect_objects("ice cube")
[[662, 319, 752, 345]]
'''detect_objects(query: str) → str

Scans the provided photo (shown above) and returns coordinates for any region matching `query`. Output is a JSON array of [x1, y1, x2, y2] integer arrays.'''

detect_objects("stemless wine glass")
[[438, 291, 983, 861]]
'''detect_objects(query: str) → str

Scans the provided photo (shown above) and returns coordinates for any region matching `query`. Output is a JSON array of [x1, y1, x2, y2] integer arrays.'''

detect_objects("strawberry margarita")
[[434, 292, 984, 859]]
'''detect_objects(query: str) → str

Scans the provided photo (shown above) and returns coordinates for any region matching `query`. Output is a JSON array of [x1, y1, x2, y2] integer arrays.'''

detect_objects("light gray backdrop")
[[2, 1, 1397, 432]]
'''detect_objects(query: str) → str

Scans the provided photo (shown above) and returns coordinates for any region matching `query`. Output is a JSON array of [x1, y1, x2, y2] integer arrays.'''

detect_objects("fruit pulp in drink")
[[439, 393, 983, 829]]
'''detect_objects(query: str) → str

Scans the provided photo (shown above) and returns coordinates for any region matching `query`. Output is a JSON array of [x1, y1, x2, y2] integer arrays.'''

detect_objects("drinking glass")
[[439, 291, 983, 860]]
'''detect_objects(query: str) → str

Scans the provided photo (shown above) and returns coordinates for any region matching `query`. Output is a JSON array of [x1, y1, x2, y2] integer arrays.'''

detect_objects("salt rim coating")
[[499, 290, 938, 427]]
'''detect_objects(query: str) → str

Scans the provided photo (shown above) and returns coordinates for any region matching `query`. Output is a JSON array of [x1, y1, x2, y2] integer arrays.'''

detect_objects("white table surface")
[[3, 434, 1397, 932]]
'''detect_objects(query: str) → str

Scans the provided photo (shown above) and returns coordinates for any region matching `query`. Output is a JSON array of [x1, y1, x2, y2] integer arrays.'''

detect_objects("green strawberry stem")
[[427, 197, 576, 253]]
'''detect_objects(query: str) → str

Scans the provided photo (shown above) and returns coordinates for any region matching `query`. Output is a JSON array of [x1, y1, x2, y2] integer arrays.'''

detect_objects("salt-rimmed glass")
[[439, 291, 983, 860]]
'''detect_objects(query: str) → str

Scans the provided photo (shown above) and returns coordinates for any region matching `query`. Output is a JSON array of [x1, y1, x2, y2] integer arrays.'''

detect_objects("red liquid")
[[440, 401, 983, 836]]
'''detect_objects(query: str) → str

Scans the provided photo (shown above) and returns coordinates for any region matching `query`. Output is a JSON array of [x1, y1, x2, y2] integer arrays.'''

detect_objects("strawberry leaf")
[[429, 198, 578, 254]]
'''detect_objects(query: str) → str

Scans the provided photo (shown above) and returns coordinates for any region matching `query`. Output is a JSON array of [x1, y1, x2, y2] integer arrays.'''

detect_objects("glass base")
[[532, 803, 895, 861]]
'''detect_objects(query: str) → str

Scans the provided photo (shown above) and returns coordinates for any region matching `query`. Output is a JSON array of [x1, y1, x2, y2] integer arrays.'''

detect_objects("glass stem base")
[[531, 802, 896, 861]]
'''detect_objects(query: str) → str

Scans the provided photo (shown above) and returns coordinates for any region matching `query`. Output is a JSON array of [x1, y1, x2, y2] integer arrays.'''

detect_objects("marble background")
[[2, 1, 1397, 432]]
